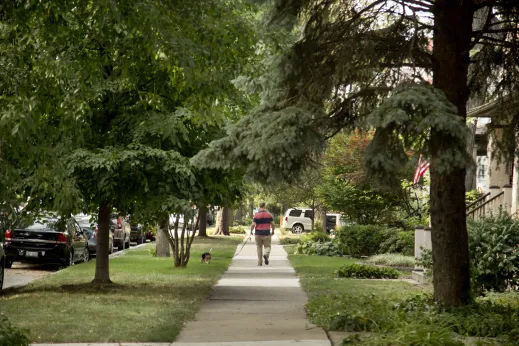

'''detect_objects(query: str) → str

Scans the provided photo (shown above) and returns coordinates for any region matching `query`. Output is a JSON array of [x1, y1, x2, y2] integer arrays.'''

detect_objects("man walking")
[[250, 202, 275, 266]]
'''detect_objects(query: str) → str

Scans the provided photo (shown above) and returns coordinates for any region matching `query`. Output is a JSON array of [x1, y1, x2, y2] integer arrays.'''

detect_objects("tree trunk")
[[217, 207, 231, 236], [155, 217, 170, 257], [198, 205, 208, 237], [430, 1, 474, 306], [214, 208, 222, 235], [92, 200, 112, 284], [316, 204, 327, 233]]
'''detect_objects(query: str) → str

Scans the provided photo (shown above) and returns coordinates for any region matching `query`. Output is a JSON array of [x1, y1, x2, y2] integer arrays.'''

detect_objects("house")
[[465, 98, 519, 219]]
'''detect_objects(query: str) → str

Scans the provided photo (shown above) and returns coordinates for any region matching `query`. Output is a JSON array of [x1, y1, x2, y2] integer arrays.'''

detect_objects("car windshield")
[[14, 217, 66, 232]]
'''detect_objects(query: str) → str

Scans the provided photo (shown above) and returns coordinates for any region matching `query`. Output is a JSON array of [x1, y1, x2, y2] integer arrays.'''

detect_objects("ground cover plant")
[[366, 254, 415, 268], [287, 247, 519, 345], [0, 237, 241, 343], [335, 263, 399, 279], [0, 317, 29, 346]]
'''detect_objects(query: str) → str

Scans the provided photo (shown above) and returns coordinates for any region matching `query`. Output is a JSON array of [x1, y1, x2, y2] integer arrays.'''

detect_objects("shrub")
[[468, 212, 519, 293], [0, 317, 30, 346], [335, 225, 390, 257], [366, 254, 415, 268], [416, 247, 432, 276], [378, 230, 414, 256], [279, 237, 299, 245], [229, 226, 246, 234], [300, 231, 329, 243], [335, 263, 399, 279], [234, 217, 253, 226], [296, 240, 340, 256], [148, 247, 157, 257]]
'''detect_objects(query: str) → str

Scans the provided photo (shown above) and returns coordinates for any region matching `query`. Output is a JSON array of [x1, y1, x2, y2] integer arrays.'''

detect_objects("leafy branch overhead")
[[366, 84, 472, 184]]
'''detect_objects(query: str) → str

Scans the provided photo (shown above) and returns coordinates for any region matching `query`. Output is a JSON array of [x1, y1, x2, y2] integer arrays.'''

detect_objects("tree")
[[194, 1, 519, 306], [317, 132, 416, 225], [1, 0, 257, 282]]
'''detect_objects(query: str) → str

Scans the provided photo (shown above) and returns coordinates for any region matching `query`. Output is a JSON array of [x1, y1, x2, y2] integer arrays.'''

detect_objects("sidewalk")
[[32, 234, 330, 346], [172, 233, 330, 346]]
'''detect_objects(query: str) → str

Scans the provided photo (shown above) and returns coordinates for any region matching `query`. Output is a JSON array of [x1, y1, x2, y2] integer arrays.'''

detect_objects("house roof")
[[467, 96, 519, 118]]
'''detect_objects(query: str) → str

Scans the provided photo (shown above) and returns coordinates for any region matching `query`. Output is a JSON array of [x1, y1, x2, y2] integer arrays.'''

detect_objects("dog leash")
[[233, 233, 253, 258]]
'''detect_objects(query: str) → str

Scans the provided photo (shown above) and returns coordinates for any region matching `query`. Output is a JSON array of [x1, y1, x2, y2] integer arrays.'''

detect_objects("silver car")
[[111, 214, 131, 251]]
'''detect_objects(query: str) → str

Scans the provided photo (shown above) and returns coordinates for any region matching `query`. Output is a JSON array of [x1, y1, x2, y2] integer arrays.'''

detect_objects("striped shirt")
[[253, 210, 273, 236]]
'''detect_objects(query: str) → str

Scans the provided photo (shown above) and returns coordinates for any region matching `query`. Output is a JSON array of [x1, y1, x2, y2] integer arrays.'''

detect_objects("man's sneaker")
[[257, 263, 262, 266], [263, 255, 269, 265]]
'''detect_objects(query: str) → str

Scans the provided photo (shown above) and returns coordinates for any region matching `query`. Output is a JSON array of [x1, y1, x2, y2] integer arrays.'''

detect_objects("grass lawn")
[[285, 246, 425, 299], [0, 236, 242, 343]]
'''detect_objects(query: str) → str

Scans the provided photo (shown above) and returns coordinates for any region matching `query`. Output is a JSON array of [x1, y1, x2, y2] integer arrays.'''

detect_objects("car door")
[[69, 221, 84, 260], [74, 221, 87, 254]]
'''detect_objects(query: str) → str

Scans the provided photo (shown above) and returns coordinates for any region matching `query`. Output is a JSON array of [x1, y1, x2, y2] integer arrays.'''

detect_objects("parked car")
[[111, 213, 131, 251], [130, 224, 146, 244], [146, 227, 156, 241], [0, 244, 5, 290], [75, 215, 114, 255], [3, 216, 89, 267], [281, 208, 344, 234]]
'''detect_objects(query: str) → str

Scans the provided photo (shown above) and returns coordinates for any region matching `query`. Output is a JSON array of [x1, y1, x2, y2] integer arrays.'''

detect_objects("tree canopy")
[[0, 0, 259, 281]]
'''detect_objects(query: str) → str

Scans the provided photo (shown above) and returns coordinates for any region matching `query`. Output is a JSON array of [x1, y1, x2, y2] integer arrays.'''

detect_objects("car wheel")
[[118, 242, 124, 251], [292, 224, 304, 234], [83, 249, 90, 263], [68, 250, 74, 267], [0, 262, 4, 290], [4, 260, 13, 269]]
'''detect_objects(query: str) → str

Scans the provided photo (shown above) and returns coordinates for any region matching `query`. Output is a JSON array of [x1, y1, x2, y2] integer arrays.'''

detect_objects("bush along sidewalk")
[[335, 263, 399, 279]]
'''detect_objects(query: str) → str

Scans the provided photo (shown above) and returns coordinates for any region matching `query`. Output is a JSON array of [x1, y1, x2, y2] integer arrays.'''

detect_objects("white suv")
[[282, 208, 344, 234]]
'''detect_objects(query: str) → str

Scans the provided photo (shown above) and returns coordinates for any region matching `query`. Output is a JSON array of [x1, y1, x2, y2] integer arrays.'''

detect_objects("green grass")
[[286, 246, 425, 299], [0, 236, 241, 343]]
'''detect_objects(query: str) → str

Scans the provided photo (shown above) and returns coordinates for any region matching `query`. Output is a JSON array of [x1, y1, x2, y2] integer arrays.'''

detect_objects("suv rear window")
[[304, 210, 314, 219], [288, 209, 302, 217]]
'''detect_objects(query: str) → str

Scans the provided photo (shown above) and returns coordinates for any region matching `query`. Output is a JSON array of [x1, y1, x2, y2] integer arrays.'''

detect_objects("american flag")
[[413, 154, 430, 184]]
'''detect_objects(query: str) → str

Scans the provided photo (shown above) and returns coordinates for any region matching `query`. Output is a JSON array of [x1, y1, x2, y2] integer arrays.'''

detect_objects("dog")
[[201, 252, 212, 264]]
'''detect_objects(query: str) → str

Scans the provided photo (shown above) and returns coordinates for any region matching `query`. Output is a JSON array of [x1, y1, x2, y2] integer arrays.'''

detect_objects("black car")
[[0, 244, 5, 290], [3, 216, 89, 267], [130, 224, 146, 244], [76, 215, 114, 255]]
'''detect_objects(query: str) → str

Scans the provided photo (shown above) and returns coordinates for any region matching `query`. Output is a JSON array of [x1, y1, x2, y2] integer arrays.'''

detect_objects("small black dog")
[[201, 252, 212, 264]]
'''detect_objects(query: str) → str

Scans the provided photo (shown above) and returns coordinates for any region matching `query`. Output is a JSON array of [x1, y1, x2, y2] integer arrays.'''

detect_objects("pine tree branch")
[[470, 4, 495, 50]]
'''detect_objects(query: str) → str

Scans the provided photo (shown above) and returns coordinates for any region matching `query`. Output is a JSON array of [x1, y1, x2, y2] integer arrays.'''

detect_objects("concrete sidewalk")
[[171, 233, 330, 346], [32, 234, 330, 346]]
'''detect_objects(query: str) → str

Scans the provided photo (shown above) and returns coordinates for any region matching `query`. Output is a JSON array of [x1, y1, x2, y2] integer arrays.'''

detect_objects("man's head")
[[259, 202, 266, 209]]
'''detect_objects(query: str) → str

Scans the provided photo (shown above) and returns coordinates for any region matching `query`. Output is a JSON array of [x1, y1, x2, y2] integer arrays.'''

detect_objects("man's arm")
[[250, 221, 256, 236], [270, 221, 275, 236]]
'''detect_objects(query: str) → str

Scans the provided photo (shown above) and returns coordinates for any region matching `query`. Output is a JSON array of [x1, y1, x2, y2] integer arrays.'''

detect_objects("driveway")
[[3, 263, 54, 290]]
